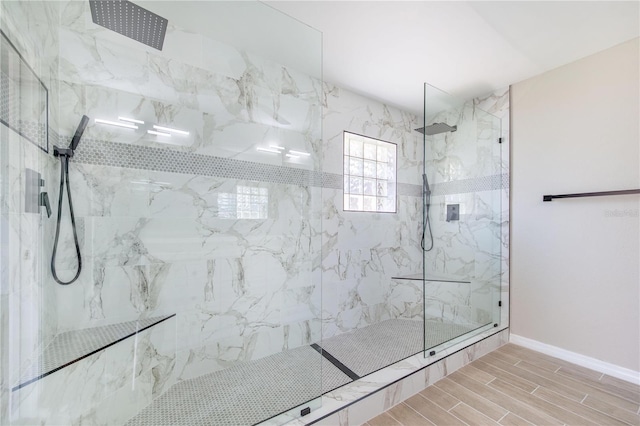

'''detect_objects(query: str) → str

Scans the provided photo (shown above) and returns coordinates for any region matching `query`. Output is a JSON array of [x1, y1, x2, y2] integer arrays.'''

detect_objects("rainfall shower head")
[[89, 0, 168, 50], [70, 115, 89, 151], [415, 122, 458, 136]]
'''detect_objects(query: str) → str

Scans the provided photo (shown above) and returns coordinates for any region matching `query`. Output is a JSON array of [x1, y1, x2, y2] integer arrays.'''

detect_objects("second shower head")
[[415, 122, 457, 136]]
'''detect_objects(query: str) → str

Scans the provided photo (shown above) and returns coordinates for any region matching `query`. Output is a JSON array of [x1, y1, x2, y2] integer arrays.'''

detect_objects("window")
[[217, 185, 269, 219], [343, 132, 397, 213], [237, 185, 269, 219]]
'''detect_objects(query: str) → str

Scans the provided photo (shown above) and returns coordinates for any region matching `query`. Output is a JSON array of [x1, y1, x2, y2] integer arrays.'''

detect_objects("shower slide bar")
[[543, 189, 640, 202]]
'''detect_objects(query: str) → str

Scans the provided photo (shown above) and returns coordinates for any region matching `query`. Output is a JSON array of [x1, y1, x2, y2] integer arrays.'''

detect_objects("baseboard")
[[509, 334, 640, 385]]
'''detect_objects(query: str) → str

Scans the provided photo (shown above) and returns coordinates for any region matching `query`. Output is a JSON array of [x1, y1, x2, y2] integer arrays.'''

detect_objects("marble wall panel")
[[422, 89, 509, 330], [320, 85, 425, 340], [3, 2, 511, 425]]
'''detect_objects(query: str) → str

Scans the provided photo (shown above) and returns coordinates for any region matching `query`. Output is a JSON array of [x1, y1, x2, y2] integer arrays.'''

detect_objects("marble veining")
[[14, 314, 174, 391], [2, 0, 510, 424]]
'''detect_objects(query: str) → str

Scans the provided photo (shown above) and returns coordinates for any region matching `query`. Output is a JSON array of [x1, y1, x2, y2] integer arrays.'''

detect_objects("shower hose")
[[51, 154, 82, 285], [421, 191, 434, 252]]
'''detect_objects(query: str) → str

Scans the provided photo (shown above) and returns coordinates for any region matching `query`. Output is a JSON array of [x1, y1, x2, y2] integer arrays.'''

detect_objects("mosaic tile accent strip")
[[0, 72, 48, 149], [431, 173, 508, 196], [0, 70, 18, 126], [66, 137, 508, 195], [0, 31, 49, 151], [125, 345, 351, 426], [398, 182, 422, 197], [319, 319, 473, 377], [322, 172, 343, 190], [71, 137, 324, 187], [15, 119, 47, 144], [14, 314, 174, 391]]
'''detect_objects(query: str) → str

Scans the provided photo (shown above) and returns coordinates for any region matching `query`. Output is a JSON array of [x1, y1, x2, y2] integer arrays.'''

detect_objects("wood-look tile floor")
[[366, 344, 640, 426]]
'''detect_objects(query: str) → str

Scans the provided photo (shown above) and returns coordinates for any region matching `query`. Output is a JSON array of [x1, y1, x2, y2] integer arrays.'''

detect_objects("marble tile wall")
[[423, 89, 509, 328], [0, 1, 60, 424], [320, 85, 425, 340], [51, 3, 322, 424], [4, 1, 324, 424], [2, 2, 510, 426], [474, 88, 510, 330], [320, 85, 509, 340]]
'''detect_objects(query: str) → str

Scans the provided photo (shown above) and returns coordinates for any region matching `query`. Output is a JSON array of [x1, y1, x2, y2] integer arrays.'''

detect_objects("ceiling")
[[266, 1, 640, 115]]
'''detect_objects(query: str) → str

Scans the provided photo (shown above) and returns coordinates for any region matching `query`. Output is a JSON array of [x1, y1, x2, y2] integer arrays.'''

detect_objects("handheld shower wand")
[[421, 173, 434, 251], [51, 115, 89, 285]]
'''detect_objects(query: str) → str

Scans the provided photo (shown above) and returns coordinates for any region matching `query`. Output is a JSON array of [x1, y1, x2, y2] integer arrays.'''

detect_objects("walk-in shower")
[[420, 82, 503, 354], [0, 2, 506, 425]]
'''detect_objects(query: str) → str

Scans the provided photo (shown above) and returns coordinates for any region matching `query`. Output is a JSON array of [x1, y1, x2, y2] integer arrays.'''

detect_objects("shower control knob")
[[40, 192, 52, 218]]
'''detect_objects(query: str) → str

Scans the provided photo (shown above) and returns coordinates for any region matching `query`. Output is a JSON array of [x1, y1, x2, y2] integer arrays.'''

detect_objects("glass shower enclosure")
[[1, 1, 324, 425], [421, 83, 503, 354]]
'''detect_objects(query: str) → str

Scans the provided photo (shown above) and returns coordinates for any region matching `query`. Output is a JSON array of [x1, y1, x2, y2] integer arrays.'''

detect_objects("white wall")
[[511, 38, 639, 372]]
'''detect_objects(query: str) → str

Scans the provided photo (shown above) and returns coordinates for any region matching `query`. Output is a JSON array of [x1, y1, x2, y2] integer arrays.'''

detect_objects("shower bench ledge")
[[391, 273, 471, 283], [12, 313, 175, 392]]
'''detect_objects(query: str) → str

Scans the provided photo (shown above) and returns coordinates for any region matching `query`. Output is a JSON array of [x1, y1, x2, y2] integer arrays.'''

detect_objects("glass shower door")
[[422, 83, 503, 353], [1, 2, 325, 425], [1, 3, 57, 422]]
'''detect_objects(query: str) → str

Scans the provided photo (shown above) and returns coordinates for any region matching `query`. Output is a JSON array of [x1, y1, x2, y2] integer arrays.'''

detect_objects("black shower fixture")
[[51, 115, 89, 285], [415, 122, 458, 136], [89, 0, 168, 50]]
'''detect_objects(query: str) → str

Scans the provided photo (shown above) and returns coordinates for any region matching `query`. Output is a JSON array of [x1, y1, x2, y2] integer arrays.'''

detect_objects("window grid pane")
[[343, 132, 396, 213]]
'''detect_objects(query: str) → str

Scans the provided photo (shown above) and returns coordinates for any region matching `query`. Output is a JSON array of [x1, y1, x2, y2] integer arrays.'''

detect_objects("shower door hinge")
[[498, 301, 502, 307], [498, 137, 503, 144]]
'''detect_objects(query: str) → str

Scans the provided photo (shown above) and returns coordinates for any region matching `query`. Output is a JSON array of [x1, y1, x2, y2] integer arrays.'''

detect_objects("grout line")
[[384, 409, 404, 425], [418, 390, 461, 413], [485, 374, 581, 425], [505, 352, 636, 406], [554, 366, 561, 373], [580, 393, 640, 423], [580, 394, 588, 404], [497, 411, 510, 423], [448, 401, 463, 412], [448, 407, 472, 426], [598, 372, 605, 380], [523, 386, 599, 426], [531, 385, 539, 395], [404, 402, 436, 425]]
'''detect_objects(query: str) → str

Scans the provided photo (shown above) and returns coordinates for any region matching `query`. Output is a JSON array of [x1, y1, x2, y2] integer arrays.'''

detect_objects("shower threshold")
[[126, 319, 474, 426]]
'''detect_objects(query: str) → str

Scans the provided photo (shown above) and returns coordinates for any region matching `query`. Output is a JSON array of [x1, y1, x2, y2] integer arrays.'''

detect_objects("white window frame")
[[343, 131, 397, 213]]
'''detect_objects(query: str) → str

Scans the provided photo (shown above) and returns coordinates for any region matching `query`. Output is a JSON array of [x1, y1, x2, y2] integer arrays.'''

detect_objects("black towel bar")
[[543, 189, 640, 202]]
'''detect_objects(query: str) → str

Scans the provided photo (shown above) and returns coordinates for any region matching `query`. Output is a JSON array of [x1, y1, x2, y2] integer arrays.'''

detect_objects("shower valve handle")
[[40, 192, 52, 218]]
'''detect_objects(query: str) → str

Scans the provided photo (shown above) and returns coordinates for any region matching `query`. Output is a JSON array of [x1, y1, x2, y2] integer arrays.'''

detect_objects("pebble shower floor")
[[125, 319, 475, 425]]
